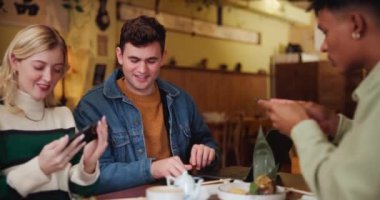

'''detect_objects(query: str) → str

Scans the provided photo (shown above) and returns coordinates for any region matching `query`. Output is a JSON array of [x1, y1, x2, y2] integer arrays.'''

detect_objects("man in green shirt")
[[259, 0, 380, 199]]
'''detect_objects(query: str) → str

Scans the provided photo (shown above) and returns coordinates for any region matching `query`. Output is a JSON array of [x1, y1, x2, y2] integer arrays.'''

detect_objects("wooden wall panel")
[[274, 62, 318, 101], [316, 61, 360, 117], [273, 61, 360, 118], [318, 61, 346, 113], [159, 67, 268, 115]]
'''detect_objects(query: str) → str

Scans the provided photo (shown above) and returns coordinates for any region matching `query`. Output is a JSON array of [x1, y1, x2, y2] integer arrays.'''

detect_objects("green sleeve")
[[69, 178, 99, 197]]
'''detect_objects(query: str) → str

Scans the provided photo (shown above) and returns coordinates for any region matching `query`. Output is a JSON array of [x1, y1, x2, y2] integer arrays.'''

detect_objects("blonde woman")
[[0, 25, 108, 199]]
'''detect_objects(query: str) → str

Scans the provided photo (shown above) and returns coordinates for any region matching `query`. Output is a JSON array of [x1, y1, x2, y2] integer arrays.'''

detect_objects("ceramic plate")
[[217, 182, 286, 200]]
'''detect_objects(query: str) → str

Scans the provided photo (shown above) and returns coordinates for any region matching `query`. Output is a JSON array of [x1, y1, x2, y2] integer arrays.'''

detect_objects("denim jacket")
[[73, 69, 219, 194]]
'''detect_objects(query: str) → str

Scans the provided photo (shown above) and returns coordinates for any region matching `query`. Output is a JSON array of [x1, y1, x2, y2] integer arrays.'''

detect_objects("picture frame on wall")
[[97, 34, 108, 56], [93, 64, 107, 86]]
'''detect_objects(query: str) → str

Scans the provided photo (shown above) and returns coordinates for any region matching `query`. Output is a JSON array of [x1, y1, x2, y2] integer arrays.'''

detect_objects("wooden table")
[[96, 184, 150, 199], [96, 166, 311, 200]]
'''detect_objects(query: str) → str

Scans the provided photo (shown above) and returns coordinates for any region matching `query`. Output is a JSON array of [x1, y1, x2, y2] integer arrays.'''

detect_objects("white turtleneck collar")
[[15, 90, 45, 121]]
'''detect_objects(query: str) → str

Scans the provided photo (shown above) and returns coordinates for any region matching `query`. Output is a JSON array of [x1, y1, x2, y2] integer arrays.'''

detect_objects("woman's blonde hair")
[[0, 24, 68, 113]]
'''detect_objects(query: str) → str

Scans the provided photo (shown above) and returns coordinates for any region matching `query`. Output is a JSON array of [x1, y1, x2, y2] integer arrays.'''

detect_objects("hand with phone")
[[82, 116, 109, 174], [38, 116, 108, 175], [67, 123, 98, 146], [258, 99, 310, 135], [38, 134, 86, 176]]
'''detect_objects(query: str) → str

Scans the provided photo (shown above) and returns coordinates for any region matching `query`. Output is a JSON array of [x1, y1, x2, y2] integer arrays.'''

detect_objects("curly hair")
[[118, 15, 166, 54], [308, 0, 380, 19]]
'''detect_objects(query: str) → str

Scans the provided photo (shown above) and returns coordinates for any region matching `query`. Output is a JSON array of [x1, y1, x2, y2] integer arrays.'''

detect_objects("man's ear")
[[115, 47, 123, 65], [160, 50, 167, 68], [349, 12, 367, 37]]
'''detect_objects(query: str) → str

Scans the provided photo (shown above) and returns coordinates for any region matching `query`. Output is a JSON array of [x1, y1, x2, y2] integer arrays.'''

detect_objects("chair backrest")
[[260, 118, 273, 133], [221, 115, 244, 167], [232, 118, 243, 147], [241, 117, 261, 139]]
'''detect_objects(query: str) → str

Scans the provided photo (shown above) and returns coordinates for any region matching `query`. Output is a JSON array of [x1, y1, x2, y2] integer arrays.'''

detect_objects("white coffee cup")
[[146, 186, 184, 200]]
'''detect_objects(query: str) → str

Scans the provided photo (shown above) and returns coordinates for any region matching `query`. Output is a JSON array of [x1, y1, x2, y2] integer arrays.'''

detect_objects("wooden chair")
[[222, 115, 244, 167], [221, 115, 274, 167]]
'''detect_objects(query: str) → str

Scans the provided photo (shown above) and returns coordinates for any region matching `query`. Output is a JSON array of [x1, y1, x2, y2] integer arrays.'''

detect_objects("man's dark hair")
[[307, 0, 380, 18], [118, 15, 166, 53]]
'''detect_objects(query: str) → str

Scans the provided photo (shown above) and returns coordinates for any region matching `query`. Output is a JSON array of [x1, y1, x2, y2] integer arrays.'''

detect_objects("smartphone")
[[67, 123, 98, 146]]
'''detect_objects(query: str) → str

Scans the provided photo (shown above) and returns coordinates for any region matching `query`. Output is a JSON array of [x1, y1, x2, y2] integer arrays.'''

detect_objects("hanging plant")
[[185, 0, 220, 11], [62, 0, 84, 13]]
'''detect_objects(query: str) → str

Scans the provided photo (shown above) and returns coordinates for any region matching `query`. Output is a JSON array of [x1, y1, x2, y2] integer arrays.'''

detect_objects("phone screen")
[[67, 124, 98, 146]]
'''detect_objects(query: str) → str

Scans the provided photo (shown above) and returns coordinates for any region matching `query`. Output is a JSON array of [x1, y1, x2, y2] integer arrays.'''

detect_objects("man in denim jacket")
[[73, 15, 219, 194]]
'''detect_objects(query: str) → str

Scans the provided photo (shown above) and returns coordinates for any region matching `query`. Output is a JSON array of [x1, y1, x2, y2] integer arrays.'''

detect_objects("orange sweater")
[[117, 78, 170, 160]]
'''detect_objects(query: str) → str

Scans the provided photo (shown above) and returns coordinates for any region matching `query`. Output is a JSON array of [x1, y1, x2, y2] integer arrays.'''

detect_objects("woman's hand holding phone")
[[82, 116, 108, 174], [38, 133, 86, 175], [38, 116, 108, 175]]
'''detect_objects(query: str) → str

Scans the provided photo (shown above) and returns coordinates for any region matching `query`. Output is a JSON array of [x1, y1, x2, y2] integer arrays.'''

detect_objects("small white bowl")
[[217, 182, 286, 200]]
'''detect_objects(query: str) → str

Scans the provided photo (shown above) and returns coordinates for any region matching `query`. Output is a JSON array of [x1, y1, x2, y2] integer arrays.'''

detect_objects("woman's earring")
[[12, 71, 17, 78], [351, 32, 361, 40]]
